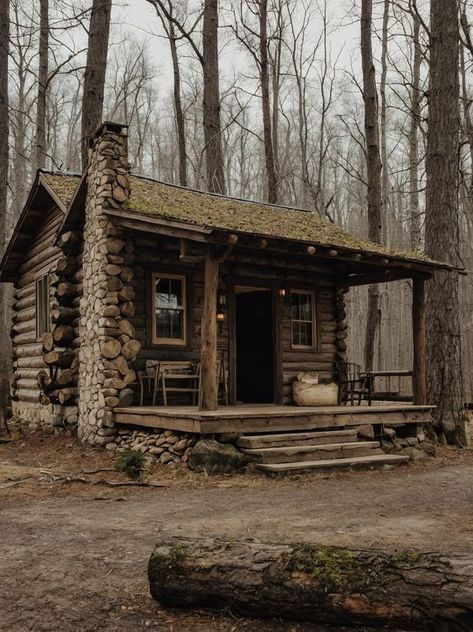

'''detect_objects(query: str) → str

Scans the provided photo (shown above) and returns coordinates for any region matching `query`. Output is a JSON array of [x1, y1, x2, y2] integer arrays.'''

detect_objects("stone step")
[[237, 428, 359, 449], [256, 453, 410, 473], [243, 441, 382, 464]]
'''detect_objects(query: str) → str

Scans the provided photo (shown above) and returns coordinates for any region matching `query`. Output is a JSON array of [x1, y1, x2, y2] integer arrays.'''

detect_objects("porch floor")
[[113, 403, 434, 434]]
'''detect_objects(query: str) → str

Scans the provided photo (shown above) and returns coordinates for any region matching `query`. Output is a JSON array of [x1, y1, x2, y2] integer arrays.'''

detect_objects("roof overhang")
[[103, 207, 463, 284], [0, 172, 70, 283]]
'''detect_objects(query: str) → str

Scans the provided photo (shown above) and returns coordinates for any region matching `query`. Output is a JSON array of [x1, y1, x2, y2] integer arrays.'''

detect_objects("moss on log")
[[148, 537, 473, 630]]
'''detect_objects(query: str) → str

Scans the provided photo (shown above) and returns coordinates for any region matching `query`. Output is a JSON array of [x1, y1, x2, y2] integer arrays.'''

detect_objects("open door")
[[235, 287, 274, 403]]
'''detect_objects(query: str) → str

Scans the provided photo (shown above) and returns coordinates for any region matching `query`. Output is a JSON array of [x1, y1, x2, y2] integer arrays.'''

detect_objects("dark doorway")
[[235, 288, 274, 403]]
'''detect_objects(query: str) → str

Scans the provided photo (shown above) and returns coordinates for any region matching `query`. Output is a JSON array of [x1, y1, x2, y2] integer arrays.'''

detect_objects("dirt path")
[[1, 431, 473, 631]]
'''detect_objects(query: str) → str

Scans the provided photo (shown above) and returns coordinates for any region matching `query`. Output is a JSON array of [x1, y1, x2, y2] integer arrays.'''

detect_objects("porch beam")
[[412, 277, 427, 405], [199, 246, 219, 411]]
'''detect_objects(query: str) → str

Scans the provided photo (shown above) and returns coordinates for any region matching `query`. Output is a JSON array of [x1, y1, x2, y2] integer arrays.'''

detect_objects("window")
[[36, 274, 51, 339], [151, 273, 187, 345], [291, 290, 315, 349]]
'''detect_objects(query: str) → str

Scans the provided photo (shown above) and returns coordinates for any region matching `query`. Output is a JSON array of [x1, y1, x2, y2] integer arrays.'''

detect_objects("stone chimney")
[[78, 122, 141, 445]]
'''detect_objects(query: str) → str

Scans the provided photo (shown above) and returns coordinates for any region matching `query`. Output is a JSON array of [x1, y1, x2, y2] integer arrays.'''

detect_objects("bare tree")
[[35, 0, 49, 170], [361, 0, 383, 371], [148, 0, 188, 185], [81, 0, 112, 169], [0, 0, 9, 421], [425, 0, 464, 441]]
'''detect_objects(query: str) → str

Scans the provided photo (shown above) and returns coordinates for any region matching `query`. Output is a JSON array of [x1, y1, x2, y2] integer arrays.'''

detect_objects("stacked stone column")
[[78, 123, 141, 445]]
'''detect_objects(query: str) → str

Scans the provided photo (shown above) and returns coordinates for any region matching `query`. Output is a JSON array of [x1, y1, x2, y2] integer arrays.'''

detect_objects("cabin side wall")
[[11, 204, 78, 426]]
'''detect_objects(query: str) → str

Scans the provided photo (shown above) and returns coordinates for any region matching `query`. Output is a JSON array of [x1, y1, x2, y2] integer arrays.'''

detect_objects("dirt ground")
[[1, 429, 473, 632]]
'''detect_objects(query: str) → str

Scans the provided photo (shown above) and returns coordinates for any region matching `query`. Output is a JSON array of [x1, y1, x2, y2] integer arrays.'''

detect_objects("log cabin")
[[0, 122, 459, 471]]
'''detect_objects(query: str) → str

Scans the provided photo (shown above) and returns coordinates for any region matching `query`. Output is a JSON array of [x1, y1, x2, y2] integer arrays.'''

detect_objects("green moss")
[[149, 544, 190, 581], [42, 171, 447, 268], [40, 172, 81, 208], [285, 544, 382, 593]]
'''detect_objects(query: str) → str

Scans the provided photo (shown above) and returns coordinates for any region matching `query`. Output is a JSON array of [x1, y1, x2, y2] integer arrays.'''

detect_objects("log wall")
[[12, 205, 62, 406]]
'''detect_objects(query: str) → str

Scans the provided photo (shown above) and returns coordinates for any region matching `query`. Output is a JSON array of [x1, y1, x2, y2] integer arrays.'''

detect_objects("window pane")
[[291, 291, 314, 347], [154, 275, 186, 342]]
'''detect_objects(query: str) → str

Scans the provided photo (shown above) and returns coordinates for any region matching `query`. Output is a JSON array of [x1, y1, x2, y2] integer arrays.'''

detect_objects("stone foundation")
[[12, 400, 78, 429], [106, 428, 197, 465]]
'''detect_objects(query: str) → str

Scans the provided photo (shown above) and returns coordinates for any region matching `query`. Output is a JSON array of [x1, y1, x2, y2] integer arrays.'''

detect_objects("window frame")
[[150, 272, 188, 347], [290, 289, 316, 351], [35, 272, 51, 341]]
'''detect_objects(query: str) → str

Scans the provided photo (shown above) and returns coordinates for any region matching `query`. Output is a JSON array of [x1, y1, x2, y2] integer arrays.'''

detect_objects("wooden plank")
[[114, 412, 201, 433], [199, 246, 219, 411]]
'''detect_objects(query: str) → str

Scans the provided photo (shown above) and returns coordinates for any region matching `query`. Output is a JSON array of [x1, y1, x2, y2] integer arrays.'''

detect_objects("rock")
[[160, 452, 174, 464], [189, 439, 251, 474], [357, 425, 375, 440], [419, 441, 436, 457], [174, 439, 188, 452], [416, 430, 426, 443], [383, 427, 396, 440], [406, 437, 418, 446], [401, 447, 428, 462]]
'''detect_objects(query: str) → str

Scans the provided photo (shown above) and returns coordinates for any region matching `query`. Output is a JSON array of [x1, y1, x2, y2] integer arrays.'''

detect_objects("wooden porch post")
[[199, 246, 219, 411], [412, 277, 427, 405]]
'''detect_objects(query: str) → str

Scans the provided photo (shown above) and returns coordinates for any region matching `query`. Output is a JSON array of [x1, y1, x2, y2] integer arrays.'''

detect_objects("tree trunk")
[[409, 11, 422, 250], [81, 0, 112, 169], [169, 21, 187, 187], [202, 0, 225, 194], [35, 0, 49, 170], [425, 0, 464, 441], [149, 537, 473, 629], [259, 0, 278, 204], [0, 0, 9, 418], [361, 0, 383, 371]]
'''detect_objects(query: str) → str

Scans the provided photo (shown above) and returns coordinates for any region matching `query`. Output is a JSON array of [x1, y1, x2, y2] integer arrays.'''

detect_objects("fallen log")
[[148, 537, 473, 631]]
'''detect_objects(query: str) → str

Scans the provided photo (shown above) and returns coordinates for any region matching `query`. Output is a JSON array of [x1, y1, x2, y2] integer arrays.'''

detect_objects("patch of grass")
[[115, 449, 145, 479]]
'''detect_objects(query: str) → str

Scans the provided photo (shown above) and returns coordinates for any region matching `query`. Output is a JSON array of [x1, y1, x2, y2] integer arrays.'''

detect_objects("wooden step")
[[256, 453, 410, 473], [237, 428, 359, 449], [243, 441, 382, 464]]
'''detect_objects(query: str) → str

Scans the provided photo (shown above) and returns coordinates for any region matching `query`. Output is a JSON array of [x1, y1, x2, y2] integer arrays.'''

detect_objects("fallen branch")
[[0, 477, 33, 489], [38, 469, 165, 488], [149, 537, 473, 630]]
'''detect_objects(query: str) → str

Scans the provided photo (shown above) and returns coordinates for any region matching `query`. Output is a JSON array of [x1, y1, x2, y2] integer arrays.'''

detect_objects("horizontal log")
[[15, 356, 46, 369], [57, 230, 82, 253], [52, 325, 75, 346], [58, 387, 78, 404], [149, 537, 473, 629], [12, 319, 35, 335], [13, 306, 35, 324], [51, 306, 80, 324], [43, 351, 75, 368], [14, 343, 43, 358], [55, 255, 79, 277], [15, 388, 40, 403]]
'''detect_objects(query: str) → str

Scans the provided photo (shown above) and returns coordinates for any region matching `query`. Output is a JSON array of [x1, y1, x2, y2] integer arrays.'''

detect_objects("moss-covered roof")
[[38, 171, 454, 270], [41, 172, 81, 210], [126, 176, 432, 265]]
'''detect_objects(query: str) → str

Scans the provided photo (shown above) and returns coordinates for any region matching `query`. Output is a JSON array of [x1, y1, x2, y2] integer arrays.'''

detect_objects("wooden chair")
[[158, 361, 200, 406], [337, 361, 372, 406], [134, 360, 160, 406]]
